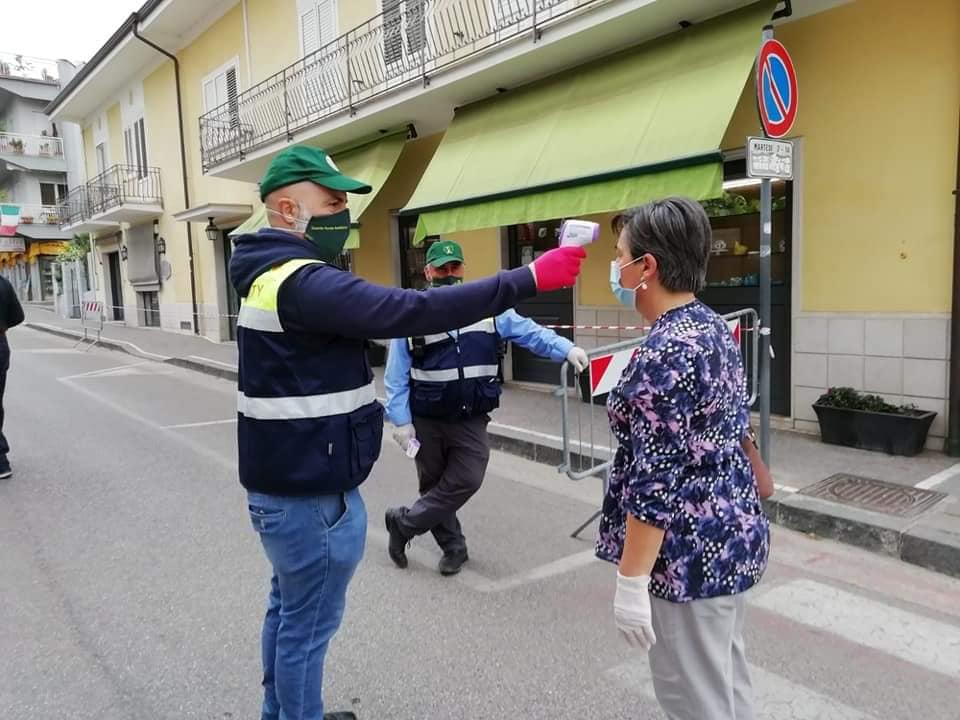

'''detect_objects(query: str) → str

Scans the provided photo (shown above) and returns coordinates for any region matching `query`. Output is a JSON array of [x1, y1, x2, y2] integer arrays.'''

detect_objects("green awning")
[[229, 131, 408, 250], [403, 1, 773, 242]]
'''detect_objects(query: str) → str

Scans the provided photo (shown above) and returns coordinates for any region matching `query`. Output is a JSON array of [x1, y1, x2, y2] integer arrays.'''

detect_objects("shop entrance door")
[[508, 219, 574, 385], [106, 251, 124, 321]]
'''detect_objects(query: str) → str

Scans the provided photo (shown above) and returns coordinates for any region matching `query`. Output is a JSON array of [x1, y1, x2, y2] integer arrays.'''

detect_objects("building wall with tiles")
[[793, 315, 951, 450]]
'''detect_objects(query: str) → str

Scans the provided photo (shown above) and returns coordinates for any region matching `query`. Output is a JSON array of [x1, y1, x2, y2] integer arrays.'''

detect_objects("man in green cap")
[[229, 145, 587, 720], [384, 239, 589, 575]]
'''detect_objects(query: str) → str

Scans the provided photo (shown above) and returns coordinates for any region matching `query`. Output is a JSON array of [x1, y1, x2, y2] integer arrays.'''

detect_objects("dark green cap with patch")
[[425, 240, 464, 268], [259, 145, 372, 200]]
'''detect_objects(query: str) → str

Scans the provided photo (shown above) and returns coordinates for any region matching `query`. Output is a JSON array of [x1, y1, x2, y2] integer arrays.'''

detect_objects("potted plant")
[[20, 214, 33, 224], [812, 387, 936, 457], [8, 137, 24, 154]]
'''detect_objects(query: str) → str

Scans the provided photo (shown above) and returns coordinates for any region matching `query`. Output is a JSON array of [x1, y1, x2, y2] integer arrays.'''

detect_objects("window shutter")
[[301, 6, 320, 56], [124, 128, 133, 167], [317, 0, 336, 46], [225, 66, 239, 129], [203, 78, 217, 113], [137, 118, 148, 177]]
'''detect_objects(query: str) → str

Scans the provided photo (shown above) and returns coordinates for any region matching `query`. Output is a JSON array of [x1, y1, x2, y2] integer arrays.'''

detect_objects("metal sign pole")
[[757, 23, 775, 465], [759, 175, 772, 464]]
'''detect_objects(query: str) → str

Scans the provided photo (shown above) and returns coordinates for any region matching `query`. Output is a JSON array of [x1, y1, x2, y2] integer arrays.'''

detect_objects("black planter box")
[[812, 403, 937, 457]]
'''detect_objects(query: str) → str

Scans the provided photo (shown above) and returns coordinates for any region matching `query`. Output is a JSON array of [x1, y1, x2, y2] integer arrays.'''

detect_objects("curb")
[[25, 320, 960, 579]]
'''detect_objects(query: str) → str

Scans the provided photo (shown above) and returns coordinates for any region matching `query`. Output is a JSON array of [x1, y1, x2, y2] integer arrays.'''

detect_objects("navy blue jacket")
[[229, 228, 536, 496]]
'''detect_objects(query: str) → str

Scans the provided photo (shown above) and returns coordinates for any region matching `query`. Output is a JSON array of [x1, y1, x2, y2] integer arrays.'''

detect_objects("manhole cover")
[[799, 474, 946, 518]]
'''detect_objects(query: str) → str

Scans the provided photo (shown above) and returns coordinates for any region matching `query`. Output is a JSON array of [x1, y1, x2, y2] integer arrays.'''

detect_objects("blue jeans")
[[248, 488, 367, 720]]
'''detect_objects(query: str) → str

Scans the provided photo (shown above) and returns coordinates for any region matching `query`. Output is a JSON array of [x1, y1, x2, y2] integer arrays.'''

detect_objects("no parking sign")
[[756, 38, 798, 138]]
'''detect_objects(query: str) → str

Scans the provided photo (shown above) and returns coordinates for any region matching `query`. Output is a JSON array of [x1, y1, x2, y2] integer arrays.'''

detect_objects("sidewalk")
[[22, 304, 960, 577]]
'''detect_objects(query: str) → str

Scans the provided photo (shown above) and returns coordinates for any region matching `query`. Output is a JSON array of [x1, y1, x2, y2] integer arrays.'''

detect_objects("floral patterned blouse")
[[596, 300, 769, 603]]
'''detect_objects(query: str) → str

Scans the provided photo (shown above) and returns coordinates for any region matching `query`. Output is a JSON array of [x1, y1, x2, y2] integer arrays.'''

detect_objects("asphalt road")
[[2, 326, 958, 720]]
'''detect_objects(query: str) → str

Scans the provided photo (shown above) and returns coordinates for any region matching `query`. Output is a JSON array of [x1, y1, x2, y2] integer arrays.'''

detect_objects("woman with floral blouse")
[[598, 197, 770, 720]]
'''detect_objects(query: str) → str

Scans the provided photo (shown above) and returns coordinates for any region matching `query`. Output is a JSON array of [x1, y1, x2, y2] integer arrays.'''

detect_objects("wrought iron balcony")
[[86, 164, 163, 218], [59, 165, 163, 230], [199, 0, 606, 172], [0, 132, 65, 159], [11, 204, 63, 226]]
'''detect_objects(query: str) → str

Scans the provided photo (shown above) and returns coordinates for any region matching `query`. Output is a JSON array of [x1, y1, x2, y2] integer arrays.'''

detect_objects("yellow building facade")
[[48, 0, 959, 446]]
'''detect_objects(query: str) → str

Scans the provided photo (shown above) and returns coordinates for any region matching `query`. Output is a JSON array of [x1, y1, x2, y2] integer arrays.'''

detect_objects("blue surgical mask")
[[609, 259, 642, 309]]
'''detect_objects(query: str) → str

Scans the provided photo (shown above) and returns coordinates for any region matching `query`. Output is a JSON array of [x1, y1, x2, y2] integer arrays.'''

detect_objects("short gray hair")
[[612, 197, 713, 293]]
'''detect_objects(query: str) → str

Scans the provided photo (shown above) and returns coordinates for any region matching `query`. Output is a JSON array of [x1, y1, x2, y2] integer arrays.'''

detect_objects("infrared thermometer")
[[558, 219, 599, 247]]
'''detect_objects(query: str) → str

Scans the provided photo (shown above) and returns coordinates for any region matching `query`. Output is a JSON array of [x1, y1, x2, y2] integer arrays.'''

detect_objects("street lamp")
[[153, 218, 166, 255], [205, 217, 219, 242]]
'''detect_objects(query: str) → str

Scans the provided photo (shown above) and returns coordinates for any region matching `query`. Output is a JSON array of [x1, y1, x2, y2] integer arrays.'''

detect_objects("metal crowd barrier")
[[556, 308, 760, 538]]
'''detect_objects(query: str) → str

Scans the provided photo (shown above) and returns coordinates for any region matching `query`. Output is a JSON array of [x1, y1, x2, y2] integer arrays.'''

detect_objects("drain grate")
[[799, 474, 946, 518]]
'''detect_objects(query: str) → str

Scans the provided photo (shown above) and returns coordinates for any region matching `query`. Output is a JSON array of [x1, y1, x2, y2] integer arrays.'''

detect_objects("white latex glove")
[[614, 572, 657, 650], [567, 346, 589, 373], [392, 424, 416, 453]]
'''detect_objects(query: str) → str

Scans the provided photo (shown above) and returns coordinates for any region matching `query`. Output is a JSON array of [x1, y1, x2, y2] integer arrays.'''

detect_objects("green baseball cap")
[[425, 240, 464, 268], [259, 145, 372, 200]]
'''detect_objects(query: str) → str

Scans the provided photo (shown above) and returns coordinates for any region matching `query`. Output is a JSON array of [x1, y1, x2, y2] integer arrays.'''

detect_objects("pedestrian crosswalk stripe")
[[607, 657, 878, 720], [750, 579, 960, 679]]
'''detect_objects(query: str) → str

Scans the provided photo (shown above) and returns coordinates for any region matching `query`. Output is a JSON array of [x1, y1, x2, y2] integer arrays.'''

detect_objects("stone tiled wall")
[[793, 314, 951, 449], [572, 306, 648, 350]]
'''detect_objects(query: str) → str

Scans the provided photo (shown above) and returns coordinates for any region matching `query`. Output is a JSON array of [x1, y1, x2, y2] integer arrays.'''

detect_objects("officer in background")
[[0, 272, 23, 479], [384, 239, 589, 576], [229, 146, 586, 720]]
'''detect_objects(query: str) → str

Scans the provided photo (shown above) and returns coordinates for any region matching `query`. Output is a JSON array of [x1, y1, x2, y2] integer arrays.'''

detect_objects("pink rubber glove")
[[529, 246, 586, 292]]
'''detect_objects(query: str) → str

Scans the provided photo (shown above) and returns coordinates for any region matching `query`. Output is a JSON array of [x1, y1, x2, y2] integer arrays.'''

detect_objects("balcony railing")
[[12, 204, 63, 225], [0, 132, 65, 159], [199, 0, 605, 171], [86, 165, 163, 215], [58, 186, 91, 228], [0, 52, 59, 84], [57, 165, 163, 228]]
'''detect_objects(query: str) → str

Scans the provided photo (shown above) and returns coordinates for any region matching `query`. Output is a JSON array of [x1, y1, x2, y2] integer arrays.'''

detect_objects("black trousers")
[[398, 414, 490, 552], [0, 364, 8, 460]]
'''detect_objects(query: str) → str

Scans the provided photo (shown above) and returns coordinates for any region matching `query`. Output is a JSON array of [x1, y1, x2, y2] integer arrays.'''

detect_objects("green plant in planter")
[[816, 387, 916, 415]]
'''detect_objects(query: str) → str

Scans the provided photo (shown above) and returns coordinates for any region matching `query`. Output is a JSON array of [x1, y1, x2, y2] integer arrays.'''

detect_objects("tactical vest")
[[236, 259, 384, 496], [408, 318, 503, 420]]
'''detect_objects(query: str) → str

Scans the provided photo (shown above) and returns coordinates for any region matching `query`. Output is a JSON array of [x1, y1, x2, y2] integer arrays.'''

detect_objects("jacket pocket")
[[473, 379, 502, 414], [349, 402, 384, 481]]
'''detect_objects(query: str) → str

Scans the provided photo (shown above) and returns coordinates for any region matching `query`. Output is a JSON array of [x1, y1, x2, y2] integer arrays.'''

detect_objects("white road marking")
[[162, 418, 238, 430], [914, 463, 960, 490], [607, 656, 877, 720], [366, 528, 597, 593], [750, 579, 960, 679]]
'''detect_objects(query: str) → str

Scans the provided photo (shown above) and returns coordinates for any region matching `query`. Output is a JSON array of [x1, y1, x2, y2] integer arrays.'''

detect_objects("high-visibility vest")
[[236, 258, 383, 495], [408, 318, 502, 420]]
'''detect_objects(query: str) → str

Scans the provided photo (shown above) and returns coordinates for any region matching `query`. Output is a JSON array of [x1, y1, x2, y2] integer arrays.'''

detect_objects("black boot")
[[323, 712, 358, 720], [385, 507, 410, 569], [438, 548, 469, 576]]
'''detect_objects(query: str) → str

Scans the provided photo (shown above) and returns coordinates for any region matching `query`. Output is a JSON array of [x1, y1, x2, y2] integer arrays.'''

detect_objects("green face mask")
[[304, 208, 351, 263], [429, 275, 463, 288]]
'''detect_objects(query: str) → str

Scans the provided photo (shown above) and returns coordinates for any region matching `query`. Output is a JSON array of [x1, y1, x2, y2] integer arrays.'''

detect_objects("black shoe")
[[438, 548, 469, 576], [323, 712, 357, 720], [0, 464, 11, 480], [385, 507, 410, 569]]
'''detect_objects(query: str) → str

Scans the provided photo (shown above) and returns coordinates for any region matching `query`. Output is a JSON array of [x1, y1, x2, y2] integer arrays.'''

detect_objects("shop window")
[[701, 178, 790, 290]]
